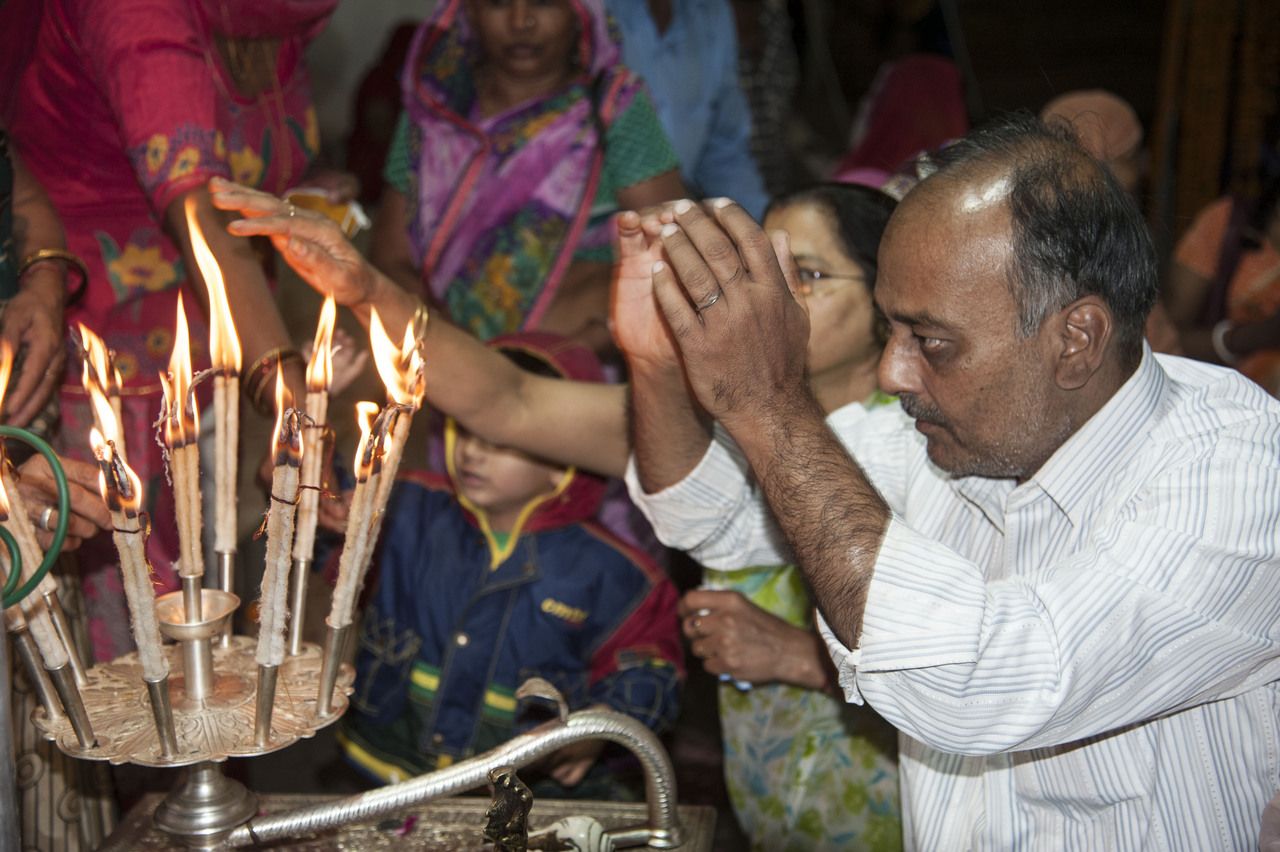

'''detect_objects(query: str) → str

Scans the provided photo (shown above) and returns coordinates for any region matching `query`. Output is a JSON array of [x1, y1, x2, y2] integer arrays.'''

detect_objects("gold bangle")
[[244, 347, 304, 415], [18, 248, 88, 305], [244, 346, 290, 383]]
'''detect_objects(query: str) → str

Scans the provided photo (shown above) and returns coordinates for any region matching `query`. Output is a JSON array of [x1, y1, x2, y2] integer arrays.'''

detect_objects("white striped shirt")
[[628, 350, 1280, 851]]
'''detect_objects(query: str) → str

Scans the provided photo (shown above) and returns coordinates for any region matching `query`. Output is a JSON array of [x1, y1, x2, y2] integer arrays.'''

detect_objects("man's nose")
[[878, 332, 922, 398]]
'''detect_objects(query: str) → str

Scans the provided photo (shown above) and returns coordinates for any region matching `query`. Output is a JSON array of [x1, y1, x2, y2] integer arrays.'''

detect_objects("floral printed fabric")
[[11, 0, 325, 661], [715, 562, 903, 851]]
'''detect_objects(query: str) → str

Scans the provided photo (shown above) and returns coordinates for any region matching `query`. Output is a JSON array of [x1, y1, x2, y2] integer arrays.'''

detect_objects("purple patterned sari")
[[401, 0, 643, 340]]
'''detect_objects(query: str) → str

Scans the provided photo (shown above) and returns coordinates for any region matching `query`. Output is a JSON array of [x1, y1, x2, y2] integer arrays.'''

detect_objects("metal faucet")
[[223, 705, 684, 849]]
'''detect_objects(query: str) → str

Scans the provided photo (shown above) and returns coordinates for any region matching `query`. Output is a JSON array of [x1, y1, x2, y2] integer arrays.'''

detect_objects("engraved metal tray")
[[30, 638, 354, 767]]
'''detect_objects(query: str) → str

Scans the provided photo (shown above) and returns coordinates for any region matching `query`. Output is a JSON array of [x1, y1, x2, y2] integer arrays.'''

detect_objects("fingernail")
[[660, 223, 679, 238], [710, 197, 733, 209], [652, 261, 665, 273], [673, 199, 693, 215]]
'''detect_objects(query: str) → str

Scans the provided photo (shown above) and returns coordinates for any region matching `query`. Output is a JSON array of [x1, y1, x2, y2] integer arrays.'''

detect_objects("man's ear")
[[1054, 296, 1112, 390]]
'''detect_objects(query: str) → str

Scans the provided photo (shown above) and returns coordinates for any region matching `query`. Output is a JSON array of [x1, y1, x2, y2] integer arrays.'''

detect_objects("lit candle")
[[89, 426, 167, 682], [291, 295, 335, 567], [160, 294, 203, 621], [255, 368, 303, 668], [319, 307, 425, 638], [368, 308, 426, 513], [325, 402, 382, 630], [78, 324, 127, 465], [185, 197, 241, 564]]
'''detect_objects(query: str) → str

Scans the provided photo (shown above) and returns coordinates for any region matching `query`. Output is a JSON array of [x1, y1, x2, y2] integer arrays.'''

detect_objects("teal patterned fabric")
[[715, 564, 903, 851]]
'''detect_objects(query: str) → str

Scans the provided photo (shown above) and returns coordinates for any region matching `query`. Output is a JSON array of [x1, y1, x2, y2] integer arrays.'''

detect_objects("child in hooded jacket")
[[340, 332, 682, 796]]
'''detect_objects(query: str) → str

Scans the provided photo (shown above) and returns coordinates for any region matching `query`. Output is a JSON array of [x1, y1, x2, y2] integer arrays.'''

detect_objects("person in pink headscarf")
[[373, 0, 686, 352]]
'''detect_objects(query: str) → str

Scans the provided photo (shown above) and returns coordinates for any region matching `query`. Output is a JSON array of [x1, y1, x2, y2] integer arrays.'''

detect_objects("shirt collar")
[[947, 345, 1166, 530], [1023, 344, 1166, 528]]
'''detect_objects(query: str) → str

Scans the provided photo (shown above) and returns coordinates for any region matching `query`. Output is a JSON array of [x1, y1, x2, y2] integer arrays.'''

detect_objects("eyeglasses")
[[796, 267, 865, 296]]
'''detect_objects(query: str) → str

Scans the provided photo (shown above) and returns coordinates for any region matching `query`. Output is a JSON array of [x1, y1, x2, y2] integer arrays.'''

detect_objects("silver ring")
[[696, 290, 722, 313], [38, 506, 54, 532]]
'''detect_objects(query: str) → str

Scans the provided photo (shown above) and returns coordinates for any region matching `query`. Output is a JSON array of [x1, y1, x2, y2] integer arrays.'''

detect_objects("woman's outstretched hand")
[[209, 176, 377, 307]]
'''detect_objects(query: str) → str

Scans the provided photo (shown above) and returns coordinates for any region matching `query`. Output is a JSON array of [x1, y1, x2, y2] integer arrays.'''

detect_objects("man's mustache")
[[899, 393, 947, 428]]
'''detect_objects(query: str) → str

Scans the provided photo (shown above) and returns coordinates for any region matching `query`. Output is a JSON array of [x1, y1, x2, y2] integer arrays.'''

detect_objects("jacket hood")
[[446, 332, 608, 567]]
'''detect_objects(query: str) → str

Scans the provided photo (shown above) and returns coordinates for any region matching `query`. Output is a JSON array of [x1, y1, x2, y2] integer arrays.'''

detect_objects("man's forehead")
[[876, 179, 1017, 317]]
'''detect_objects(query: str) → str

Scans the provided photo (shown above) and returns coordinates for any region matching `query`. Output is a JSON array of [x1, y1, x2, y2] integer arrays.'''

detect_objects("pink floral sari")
[[10, 0, 333, 660]]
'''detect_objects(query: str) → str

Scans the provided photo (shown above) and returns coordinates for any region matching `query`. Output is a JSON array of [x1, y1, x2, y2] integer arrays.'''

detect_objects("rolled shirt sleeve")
[[627, 401, 918, 570], [625, 425, 788, 569]]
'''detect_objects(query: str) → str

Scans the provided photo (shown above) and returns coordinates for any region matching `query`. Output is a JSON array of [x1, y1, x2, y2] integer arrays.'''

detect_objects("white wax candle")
[[110, 509, 168, 681], [214, 374, 239, 554], [326, 468, 379, 630], [172, 444, 203, 581], [291, 389, 328, 563], [255, 461, 300, 667]]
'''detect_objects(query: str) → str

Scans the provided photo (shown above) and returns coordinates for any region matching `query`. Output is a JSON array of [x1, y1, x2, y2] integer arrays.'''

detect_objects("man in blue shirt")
[[607, 0, 769, 220]]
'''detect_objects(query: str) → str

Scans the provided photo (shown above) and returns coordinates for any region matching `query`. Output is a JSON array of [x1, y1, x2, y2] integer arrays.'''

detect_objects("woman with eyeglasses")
[[676, 183, 903, 851]]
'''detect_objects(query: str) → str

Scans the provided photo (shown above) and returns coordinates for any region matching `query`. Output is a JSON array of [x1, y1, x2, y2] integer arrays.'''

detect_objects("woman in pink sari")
[[373, 0, 686, 351], [10, 0, 339, 660]]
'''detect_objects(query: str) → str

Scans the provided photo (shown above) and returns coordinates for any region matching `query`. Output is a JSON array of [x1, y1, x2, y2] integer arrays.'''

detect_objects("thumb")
[[615, 210, 646, 261]]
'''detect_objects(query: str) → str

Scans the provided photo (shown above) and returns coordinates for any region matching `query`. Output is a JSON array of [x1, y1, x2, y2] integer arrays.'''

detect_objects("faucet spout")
[[224, 707, 683, 849]]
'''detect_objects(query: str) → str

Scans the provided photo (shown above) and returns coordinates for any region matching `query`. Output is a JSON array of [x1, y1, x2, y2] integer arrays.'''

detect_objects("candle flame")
[[87, 380, 121, 446], [78, 324, 115, 391], [353, 401, 380, 480], [306, 295, 336, 392], [369, 307, 425, 408], [162, 294, 199, 446], [91, 426, 144, 513], [185, 196, 242, 373], [0, 339, 13, 418], [271, 364, 301, 461]]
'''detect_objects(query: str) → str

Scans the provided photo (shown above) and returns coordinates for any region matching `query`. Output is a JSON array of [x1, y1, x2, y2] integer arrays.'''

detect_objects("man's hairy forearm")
[[630, 360, 714, 494], [729, 395, 890, 649]]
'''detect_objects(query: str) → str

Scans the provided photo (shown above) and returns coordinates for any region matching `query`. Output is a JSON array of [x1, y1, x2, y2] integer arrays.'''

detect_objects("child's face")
[[453, 427, 565, 532]]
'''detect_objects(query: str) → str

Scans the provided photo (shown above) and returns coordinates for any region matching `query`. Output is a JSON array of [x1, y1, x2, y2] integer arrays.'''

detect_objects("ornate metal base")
[[151, 761, 258, 850], [104, 794, 718, 851], [29, 637, 354, 767]]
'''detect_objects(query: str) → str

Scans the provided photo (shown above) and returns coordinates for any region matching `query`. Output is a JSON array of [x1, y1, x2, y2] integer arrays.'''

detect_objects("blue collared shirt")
[[606, 0, 768, 219]]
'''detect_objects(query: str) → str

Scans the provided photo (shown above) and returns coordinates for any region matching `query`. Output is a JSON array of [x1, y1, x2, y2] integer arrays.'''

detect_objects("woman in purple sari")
[[372, 0, 686, 351]]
